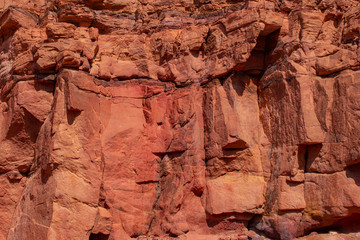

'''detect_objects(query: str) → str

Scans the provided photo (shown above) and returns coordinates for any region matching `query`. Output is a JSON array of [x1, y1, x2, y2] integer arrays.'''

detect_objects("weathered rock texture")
[[1, 0, 360, 239]]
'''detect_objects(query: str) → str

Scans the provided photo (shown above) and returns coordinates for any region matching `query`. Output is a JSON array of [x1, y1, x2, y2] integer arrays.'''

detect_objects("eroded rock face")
[[1, 0, 360, 239]]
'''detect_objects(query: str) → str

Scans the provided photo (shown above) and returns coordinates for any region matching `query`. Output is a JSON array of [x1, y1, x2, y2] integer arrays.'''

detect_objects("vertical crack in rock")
[[298, 143, 323, 173]]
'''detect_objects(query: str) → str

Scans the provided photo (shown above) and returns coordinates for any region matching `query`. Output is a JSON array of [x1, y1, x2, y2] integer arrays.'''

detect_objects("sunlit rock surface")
[[1, 0, 360, 239]]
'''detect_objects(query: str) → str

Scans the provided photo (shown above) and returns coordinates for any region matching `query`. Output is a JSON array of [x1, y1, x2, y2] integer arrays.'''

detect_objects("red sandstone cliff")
[[1, 0, 360, 239]]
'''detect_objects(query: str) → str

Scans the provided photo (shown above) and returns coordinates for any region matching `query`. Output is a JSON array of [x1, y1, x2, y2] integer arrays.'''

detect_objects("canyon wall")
[[1, 0, 360, 239]]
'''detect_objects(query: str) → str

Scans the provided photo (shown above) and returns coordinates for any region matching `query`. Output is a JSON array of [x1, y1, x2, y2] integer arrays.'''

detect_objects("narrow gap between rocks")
[[298, 143, 323, 172]]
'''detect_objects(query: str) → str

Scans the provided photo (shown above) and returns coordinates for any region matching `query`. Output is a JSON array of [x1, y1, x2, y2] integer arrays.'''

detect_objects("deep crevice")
[[89, 233, 109, 240], [298, 143, 323, 172]]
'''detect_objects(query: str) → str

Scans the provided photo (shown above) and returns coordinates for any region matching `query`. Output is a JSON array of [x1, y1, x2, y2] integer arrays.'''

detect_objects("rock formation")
[[1, 0, 360, 239]]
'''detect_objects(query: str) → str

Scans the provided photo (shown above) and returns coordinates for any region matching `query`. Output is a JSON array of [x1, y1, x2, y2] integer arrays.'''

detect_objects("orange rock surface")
[[1, 0, 360, 239]]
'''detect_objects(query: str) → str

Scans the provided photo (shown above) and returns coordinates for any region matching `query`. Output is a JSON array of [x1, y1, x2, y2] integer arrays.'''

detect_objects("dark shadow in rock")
[[6, 107, 43, 143], [67, 110, 81, 125], [309, 213, 360, 234], [6, 172, 23, 184], [223, 139, 248, 150], [298, 143, 323, 172], [40, 163, 58, 184], [89, 233, 109, 240], [34, 75, 56, 94], [23, 107, 43, 143], [221, 139, 249, 160], [346, 162, 360, 186]]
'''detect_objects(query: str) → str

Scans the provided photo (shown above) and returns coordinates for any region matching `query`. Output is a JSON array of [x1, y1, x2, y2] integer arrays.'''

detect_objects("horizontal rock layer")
[[1, 0, 360, 239]]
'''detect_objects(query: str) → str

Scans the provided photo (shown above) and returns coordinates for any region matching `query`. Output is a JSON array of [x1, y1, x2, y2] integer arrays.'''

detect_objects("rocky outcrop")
[[1, 0, 360, 239]]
